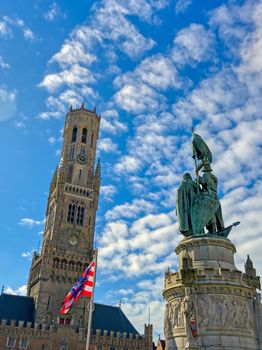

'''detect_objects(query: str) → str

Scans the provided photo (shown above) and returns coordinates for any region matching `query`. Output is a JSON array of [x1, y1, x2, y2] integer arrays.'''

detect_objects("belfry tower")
[[27, 103, 101, 326]]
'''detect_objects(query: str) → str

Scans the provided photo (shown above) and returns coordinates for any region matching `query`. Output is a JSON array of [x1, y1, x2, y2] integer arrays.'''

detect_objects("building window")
[[67, 204, 75, 223], [80, 146, 85, 155], [91, 132, 94, 148], [69, 146, 75, 160], [109, 347, 115, 350], [19, 338, 28, 349], [59, 317, 70, 325], [71, 127, 77, 142], [42, 345, 45, 350], [81, 128, 87, 143], [96, 346, 103, 350], [7, 336, 16, 347], [76, 206, 84, 226]]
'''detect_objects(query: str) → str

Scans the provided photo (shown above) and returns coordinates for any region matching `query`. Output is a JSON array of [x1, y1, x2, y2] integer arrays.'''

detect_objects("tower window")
[[69, 146, 75, 160], [79, 170, 82, 179], [67, 204, 75, 223], [19, 338, 28, 349], [71, 127, 77, 143], [81, 128, 87, 143], [7, 337, 16, 347], [91, 132, 94, 148], [76, 206, 84, 226]]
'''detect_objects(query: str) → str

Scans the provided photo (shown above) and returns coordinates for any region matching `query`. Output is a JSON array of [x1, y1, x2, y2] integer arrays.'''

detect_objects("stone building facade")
[[0, 104, 153, 350]]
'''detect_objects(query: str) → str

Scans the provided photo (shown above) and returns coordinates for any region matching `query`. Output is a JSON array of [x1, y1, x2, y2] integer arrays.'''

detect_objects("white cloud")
[[105, 199, 155, 221], [0, 20, 12, 38], [14, 120, 26, 129], [99, 212, 178, 277], [98, 138, 118, 153], [0, 87, 16, 122], [2, 16, 35, 41], [50, 41, 96, 68], [175, 0, 192, 14], [48, 136, 56, 145], [115, 83, 166, 114], [19, 218, 45, 228], [39, 64, 95, 92], [5, 285, 27, 296], [115, 55, 180, 91], [0, 55, 10, 69], [37, 111, 62, 120], [44, 2, 65, 22], [100, 109, 127, 134], [100, 185, 117, 201], [114, 155, 142, 174], [21, 250, 35, 259], [23, 28, 35, 41], [172, 23, 214, 65]]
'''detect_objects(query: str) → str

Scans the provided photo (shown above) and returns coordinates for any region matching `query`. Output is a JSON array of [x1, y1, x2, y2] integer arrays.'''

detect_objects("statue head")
[[182, 173, 192, 181], [202, 160, 212, 172]]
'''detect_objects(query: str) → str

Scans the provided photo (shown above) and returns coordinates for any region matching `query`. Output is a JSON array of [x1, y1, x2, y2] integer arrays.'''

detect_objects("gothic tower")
[[27, 103, 101, 327]]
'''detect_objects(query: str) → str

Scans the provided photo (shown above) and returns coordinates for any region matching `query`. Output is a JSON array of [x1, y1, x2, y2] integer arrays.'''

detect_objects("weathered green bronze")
[[176, 130, 238, 237]]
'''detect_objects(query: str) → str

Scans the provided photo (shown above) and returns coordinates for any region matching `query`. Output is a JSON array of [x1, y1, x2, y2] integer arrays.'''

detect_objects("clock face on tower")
[[68, 234, 78, 246], [77, 152, 88, 165]]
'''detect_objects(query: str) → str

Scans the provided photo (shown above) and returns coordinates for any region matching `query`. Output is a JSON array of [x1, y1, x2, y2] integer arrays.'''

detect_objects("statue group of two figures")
[[176, 129, 239, 237]]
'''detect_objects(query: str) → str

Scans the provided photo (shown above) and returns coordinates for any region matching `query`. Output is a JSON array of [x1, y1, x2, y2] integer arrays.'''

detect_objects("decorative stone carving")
[[60, 337, 68, 350], [197, 294, 254, 330]]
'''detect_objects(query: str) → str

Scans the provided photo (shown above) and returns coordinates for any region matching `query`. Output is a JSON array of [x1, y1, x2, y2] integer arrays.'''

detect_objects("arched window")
[[81, 128, 87, 143], [67, 204, 75, 223], [76, 206, 84, 226], [71, 127, 77, 143]]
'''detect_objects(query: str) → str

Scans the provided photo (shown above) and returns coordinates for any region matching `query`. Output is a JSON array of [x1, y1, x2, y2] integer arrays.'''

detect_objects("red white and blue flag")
[[60, 260, 95, 314]]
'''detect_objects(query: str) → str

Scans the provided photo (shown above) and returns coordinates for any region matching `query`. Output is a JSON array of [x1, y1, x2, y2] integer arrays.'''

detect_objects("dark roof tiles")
[[92, 303, 140, 336]]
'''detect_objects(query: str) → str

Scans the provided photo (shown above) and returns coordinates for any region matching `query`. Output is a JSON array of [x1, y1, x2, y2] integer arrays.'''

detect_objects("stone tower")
[[27, 103, 101, 327]]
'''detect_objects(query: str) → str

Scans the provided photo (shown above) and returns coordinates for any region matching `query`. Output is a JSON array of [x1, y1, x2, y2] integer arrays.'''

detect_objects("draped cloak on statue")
[[176, 174, 220, 236], [176, 174, 197, 235]]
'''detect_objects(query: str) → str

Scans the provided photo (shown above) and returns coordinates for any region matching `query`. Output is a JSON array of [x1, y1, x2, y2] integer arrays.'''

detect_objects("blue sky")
[[1, 0, 262, 338]]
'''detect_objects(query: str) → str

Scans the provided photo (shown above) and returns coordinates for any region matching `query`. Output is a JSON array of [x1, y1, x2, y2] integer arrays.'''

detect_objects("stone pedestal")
[[163, 236, 262, 350]]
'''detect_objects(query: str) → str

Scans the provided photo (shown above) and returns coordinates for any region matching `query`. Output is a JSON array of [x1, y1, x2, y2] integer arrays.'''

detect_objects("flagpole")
[[192, 127, 200, 193], [85, 249, 98, 350]]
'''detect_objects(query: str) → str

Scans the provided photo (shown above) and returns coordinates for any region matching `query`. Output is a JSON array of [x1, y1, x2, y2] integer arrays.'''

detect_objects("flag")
[[60, 260, 95, 314], [192, 133, 212, 164], [190, 313, 197, 338]]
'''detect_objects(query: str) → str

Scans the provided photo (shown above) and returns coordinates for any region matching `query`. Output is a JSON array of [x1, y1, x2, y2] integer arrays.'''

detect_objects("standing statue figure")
[[182, 288, 198, 348], [176, 173, 198, 236], [198, 161, 224, 233], [175, 130, 234, 237]]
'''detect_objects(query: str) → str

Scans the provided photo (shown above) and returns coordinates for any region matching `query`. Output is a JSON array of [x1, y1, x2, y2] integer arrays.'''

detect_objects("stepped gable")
[[92, 303, 140, 336], [0, 293, 35, 326]]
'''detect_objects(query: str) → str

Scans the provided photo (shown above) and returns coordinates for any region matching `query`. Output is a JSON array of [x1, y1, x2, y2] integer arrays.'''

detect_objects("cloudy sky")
[[0, 0, 262, 338]]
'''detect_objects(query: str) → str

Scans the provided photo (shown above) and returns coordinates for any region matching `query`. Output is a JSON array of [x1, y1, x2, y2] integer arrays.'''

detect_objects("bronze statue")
[[176, 129, 239, 237]]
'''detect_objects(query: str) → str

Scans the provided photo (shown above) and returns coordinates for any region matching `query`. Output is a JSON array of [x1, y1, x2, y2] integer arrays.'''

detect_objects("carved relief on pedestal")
[[197, 294, 254, 330], [164, 297, 185, 338]]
